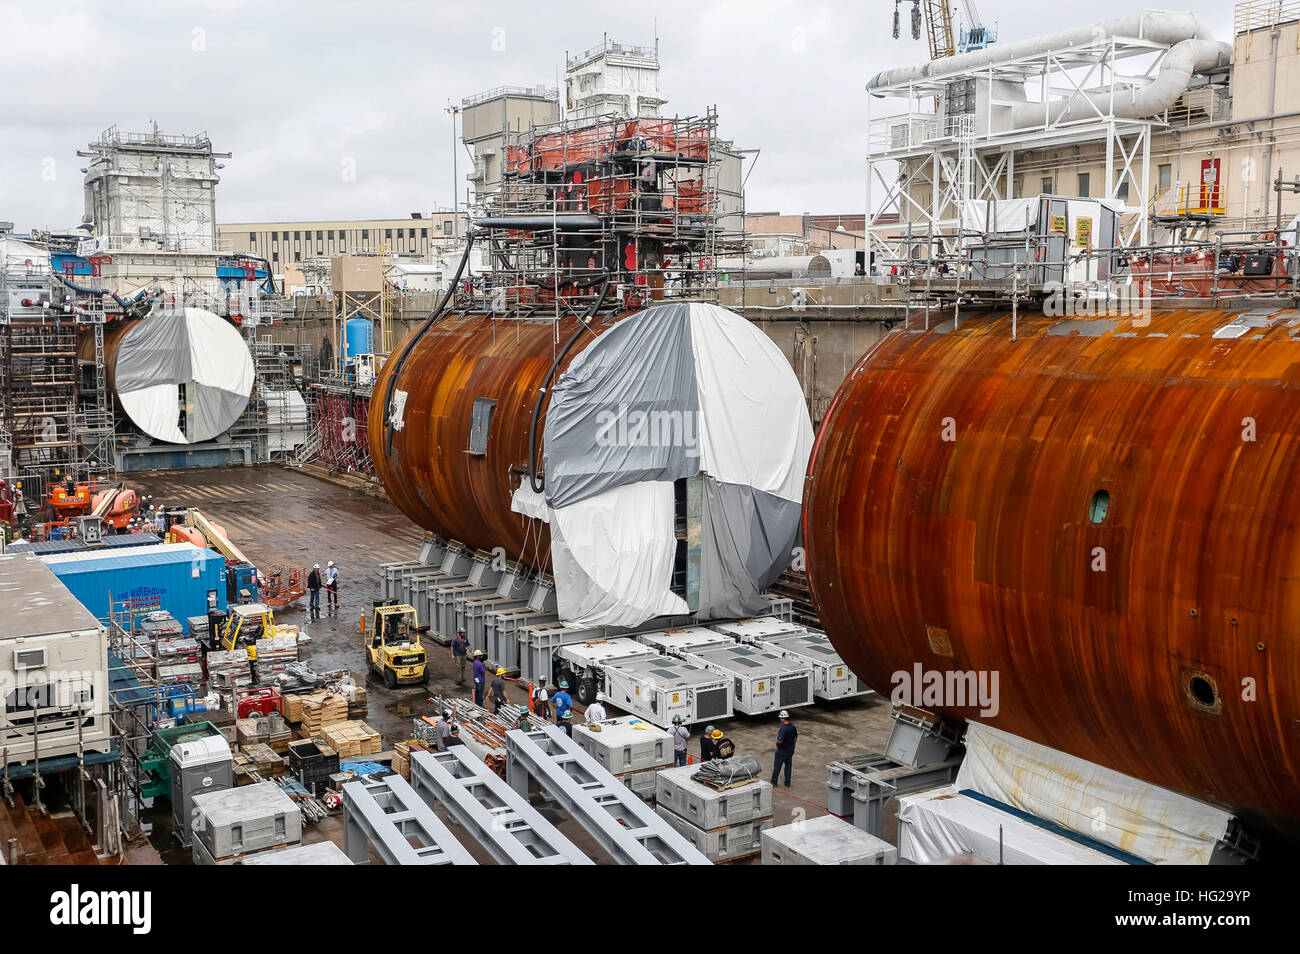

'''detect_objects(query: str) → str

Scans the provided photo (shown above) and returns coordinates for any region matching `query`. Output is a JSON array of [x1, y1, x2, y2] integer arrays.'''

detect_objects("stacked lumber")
[[392, 741, 431, 780], [321, 720, 382, 758], [300, 693, 349, 737], [347, 683, 368, 719]]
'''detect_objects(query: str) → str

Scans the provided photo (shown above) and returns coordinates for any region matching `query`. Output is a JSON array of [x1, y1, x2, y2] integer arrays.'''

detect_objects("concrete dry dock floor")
[[133, 465, 897, 862]]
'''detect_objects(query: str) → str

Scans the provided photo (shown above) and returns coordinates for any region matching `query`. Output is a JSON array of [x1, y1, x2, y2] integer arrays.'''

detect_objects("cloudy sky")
[[1, 1, 1234, 231]]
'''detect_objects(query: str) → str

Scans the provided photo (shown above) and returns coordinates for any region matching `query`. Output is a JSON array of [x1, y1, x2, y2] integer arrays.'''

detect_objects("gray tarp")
[[114, 307, 255, 444], [535, 302, 814, 627]]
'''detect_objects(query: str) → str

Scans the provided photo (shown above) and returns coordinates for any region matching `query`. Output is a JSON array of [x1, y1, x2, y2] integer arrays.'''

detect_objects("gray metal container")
[[240, 841, 353, 865], [191, 780, 302, 862], [655, 805, 771, 862], [170, 734, 233, 848], [761, 814, 897, 865], [654, 763, 773, 831], [574, 716, 674, 774], [622, 768, 661, 800]]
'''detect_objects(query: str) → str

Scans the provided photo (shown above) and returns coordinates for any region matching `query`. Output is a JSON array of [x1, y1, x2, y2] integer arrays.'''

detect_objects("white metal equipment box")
[[655, 763, 773, 830], [761, 813, 898, 865], [574, 714, 674, 774]]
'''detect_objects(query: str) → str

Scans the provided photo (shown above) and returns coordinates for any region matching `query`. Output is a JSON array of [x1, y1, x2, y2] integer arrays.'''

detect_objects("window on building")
[[362, 229, 369, 239], [408, 228, 415, 238], [1041, 177, 1054, 195], [443, 221, 453, 236], [1077, 173, 1090, 198], [420, 228, 427, 238], [281, 231, 289, 240], [294, 231, 300, 240], [249, 231, 256, 242], [385, 229, 392, 239], [1117, 177, 1130, 202], [316, 230, 323, 240], [294, 251, 301, 262], [272, 251, 279, 262], [1158, 164, 1172, 191]]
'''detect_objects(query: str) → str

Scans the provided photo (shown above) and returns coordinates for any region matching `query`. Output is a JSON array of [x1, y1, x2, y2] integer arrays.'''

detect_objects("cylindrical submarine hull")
[[803, 309, 1300, 832], [369, 312, 609, 558]]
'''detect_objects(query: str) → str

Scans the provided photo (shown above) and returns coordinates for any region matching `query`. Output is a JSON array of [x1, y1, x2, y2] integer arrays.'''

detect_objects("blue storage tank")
[[344, 317, 374, 362], [43, 542, 227, 624]]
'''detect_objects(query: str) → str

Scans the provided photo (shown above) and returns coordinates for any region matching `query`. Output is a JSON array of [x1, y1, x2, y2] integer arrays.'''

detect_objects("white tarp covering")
[[535, 301, 814, 628], [898, 785, 1127, 865], [113, 307, 255, 445], [957, 723, 1232, 865]]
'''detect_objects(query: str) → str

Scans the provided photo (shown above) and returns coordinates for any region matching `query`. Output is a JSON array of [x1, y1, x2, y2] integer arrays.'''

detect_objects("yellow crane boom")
[[183, 508, 252, 567]]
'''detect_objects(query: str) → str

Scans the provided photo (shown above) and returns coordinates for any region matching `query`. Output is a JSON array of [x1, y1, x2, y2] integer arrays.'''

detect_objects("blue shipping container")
[[43, 542, 227, 624]]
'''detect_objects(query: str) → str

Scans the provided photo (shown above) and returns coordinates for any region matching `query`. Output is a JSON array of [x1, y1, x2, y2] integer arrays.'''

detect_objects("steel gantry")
[[341, 774, 478, 865], [408, 748, 592, 865], [505, 722, 712, 865]]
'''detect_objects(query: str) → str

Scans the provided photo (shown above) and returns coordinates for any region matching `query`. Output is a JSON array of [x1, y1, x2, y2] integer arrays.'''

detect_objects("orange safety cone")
[[359, 612, 366, 634]]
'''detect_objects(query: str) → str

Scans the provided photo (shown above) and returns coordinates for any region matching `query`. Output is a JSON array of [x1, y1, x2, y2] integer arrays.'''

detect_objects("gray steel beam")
[[505, 723, 712, 866], [342, 774, 477, 866], [409, 748, 592, 866]]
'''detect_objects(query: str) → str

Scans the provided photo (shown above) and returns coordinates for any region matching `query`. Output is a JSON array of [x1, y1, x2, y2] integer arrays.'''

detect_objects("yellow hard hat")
[[496, 667, 505, 676], [711, 729, 724, 740]]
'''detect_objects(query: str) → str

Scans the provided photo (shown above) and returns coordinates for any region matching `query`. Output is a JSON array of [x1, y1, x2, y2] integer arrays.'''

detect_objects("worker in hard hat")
[[713, 728, 735, 761], [444, 723, 465, 748], [451, 628, 470, 685], [559, 707, 574, 738], [771, 710, 798, 788], [584, 692, 607, 723], [307, 564, 322, 618], [700, 725, 719, 762], [670, 715, 689, 766], [531, 678, 550, 722], [435, 708, 454, 751], [472, 651, 487, 706], [551, 680, 573, 725], [324, 560, 340, 611], [489, 667, 508, 714]]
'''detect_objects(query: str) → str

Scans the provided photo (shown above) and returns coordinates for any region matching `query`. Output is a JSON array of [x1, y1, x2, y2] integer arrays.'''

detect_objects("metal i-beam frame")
[[409, 748, 592, 866], [505, 722, 712, 865], [342, 774, 477, 866]]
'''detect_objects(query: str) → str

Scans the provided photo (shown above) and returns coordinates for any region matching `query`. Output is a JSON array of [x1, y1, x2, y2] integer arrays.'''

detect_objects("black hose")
[[382, 232, 477, 457], [52, 272, 132, 310], [526, 275, 613, 494]]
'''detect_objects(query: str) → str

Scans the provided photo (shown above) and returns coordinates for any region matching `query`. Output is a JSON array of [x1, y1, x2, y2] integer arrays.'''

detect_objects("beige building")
[[217, 213, 466, 273]]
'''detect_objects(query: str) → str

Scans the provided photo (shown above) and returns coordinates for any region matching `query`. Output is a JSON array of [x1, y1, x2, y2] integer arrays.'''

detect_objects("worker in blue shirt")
[[771, 710, 798, 787], [551, 680, 573, 725], [451, 629, 470, 685], [471, 652, 487, 706]]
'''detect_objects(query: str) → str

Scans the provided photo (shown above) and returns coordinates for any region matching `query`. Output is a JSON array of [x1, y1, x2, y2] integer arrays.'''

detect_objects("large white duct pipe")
[[867, 10, 1230, 124]]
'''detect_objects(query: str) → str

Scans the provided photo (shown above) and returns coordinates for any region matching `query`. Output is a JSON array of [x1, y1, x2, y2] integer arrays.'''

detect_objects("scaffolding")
[[475, 107, 740, 319]]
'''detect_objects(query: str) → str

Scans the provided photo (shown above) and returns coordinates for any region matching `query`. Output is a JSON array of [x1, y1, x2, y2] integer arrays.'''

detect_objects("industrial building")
[[0, 5, 1290, 908]]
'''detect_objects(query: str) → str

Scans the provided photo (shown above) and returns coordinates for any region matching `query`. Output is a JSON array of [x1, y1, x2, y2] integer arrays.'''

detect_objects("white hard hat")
[[595, 692, 605, 703], [779, 709, 790, 719], [327, 560, 336, 567], [314, 563, 320, 569]]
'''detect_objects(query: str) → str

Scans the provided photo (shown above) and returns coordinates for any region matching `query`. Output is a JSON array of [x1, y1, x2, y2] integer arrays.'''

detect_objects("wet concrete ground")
[[132, 465, 899, 859]]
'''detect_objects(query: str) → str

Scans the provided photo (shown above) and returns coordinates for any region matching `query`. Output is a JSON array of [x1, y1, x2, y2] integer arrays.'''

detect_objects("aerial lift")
[[169, 508, 306, 607]]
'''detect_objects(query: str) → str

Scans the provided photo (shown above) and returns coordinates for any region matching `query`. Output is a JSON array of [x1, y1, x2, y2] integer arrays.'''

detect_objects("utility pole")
[[446, 102, 462, 239]]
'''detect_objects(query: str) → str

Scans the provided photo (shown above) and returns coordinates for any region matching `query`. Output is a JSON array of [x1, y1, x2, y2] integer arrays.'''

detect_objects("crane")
[[893, 0, 996, 61]]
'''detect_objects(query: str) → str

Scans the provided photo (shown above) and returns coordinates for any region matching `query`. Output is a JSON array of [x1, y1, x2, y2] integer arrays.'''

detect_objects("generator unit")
[[708, 617, 873, 702], [634, 627, 813, 716]]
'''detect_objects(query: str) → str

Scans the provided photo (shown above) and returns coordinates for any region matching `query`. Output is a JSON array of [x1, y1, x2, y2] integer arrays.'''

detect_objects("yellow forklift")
[[365, 603, 428, 688], [221, 602, 295, 660]]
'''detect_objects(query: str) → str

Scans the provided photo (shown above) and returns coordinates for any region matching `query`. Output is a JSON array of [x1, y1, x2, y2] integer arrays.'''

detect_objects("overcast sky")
[[1, 1, 1233, 231]]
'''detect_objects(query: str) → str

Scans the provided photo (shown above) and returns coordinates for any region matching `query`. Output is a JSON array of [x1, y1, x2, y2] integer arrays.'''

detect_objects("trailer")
[[634, 626, 814, 716], [708, 617, 873, 702], [1, 554, 113, 769], [554, 637, 733, 728]]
